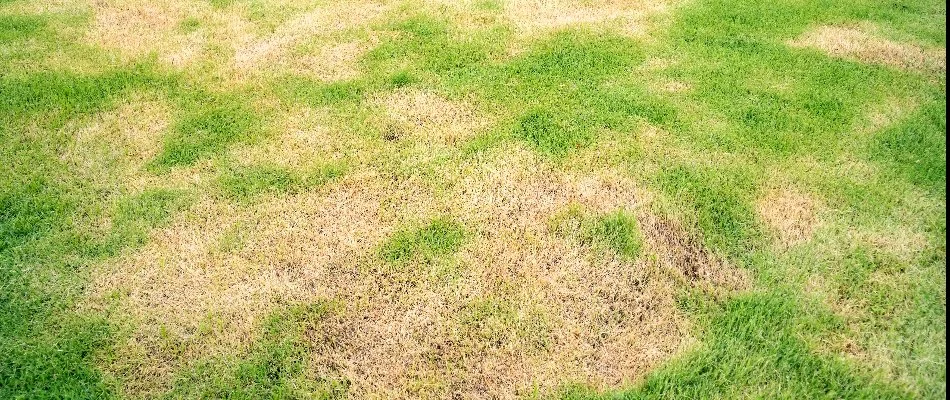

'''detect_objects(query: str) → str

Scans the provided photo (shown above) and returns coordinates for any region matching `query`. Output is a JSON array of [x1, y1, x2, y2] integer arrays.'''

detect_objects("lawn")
[[0, 0, 945, 398]]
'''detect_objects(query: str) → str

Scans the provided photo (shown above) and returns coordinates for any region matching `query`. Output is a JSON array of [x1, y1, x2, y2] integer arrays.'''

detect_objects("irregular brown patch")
[[501, 0, 676, 38], [87, 173, 438, 396], [86, 0, 207, 67], [61, 93, 179, 191], [756, 187, 822, 247], [789, 24, 946, 74], [640, 213, 749, 292], [232, 2, 386, 70], [292, 40, 370, 81], [377, 89, 492, 144], [88, 142, 747, 398], [228, 107, 372, 169]]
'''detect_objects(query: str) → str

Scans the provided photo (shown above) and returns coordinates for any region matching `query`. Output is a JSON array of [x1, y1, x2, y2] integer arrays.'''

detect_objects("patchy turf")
[[1, 0, 945, 398]]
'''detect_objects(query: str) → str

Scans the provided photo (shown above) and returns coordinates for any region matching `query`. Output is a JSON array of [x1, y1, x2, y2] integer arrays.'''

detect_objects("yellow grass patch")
[[756, 186, 822, 248], [228, 107, 370, 169], [87, 141, 748, 398], [61, 93, 175, 187], [290, 40, 371, 81], [500, 0, 677, 37], [87, 172, 438, 396], [232, 2, 386, 71], [376, 88, 492, 144], [789, 24, 947, 74], [85, 0, 205, 66]]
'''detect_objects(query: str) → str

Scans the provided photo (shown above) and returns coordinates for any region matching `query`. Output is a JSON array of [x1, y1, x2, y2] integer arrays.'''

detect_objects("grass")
[[380, 217, 465, 265], [218, 163, 344, 201], [0, 0, 944, 398]]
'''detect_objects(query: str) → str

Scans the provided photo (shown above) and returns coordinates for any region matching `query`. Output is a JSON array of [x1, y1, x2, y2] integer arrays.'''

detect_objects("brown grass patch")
[[500, 0, 677, 38], [87, 142, 747, 398], [61, 92, 179, 190], [232, 2, 386, 71], [756, 187, 822, 248], [87, 172, 438, 396], [85, 0, 207, 67], [228, 107, 371, 169], [376, 88, 492, 144], [789, 24, 946, 74], [291, 40, 370, 81], [640, 213, 749, 292]]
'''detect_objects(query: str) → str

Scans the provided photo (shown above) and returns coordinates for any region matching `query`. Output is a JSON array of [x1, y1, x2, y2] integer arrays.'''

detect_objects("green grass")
[[218, 163, 344, 201], [380, 217, 465, 265], [151, 100, 261, 169], [591, 211, 645, 261], [165, 301, 347, 400]]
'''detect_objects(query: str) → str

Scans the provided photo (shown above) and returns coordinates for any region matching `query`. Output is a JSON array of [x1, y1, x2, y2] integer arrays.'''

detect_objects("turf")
[[0, 0, 944, 398]]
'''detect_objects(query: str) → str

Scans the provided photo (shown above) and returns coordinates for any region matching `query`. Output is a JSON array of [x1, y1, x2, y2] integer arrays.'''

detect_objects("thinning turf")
[[0, 0, 944, 398]]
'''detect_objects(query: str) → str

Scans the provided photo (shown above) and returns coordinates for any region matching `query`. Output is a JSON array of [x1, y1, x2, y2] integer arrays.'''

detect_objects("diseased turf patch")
[[566, 293, 910, 399], [166, 300, 348, 399], [377, 88, 491, 144], [232, 1, 386, 71], [499, 0, 679, 37], [755, 186, 822, 248], [380, 217, 465, 265], [789, 24, 946, 75]]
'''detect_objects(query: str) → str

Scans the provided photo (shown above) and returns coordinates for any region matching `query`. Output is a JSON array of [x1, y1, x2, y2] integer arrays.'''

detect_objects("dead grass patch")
[[789, 24, 947, 74], [86, 0, 207, 67], [376, 88, 492, 144], [87, 142, 748, 398], [232, 2, 386, 71], [61, 93, 179, 190], [501, 0, 677, 38], [86, 172, 439, 396], [640, 213, 749, 292], [756, 187, 822, 248], [291, 40, 371, 81], [228, 107, 371, 169]]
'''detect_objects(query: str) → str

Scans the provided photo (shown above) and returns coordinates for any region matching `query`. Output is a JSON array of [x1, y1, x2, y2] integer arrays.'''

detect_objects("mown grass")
[[0, 0, 944, 398]]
